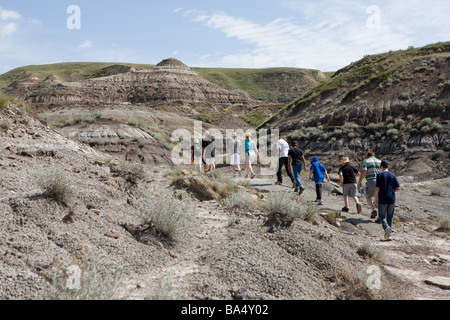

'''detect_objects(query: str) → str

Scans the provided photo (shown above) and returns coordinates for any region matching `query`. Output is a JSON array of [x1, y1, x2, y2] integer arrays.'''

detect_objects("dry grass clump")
[[49, 251, 126, 300], [36, 166, 73, 206], [137, 192, 196, 240], [438, 218, 450, 233], [225, 190, 255, 212], [149, 274, 190, 300], [357, 243, 386, 263], [110, 160, 147, 184], [265, 191, 318, 226]]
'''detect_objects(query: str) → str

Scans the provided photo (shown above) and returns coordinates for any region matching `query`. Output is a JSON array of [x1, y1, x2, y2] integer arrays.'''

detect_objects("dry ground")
[[0, 105, 449, 301]]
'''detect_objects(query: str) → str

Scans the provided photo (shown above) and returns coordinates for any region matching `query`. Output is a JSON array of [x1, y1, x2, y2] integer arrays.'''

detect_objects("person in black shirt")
[[338, 157, 362, 213], [288, 142, 307, 194]]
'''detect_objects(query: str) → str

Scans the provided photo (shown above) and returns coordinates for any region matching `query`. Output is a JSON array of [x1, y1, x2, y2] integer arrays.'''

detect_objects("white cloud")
[[79, 40, 94, 48], [179, 1, 448, 70], [0, 22, 17, 37], [0, 7, 21, 20], [0, 6, 21, 38], [181, 9, 412, 70]]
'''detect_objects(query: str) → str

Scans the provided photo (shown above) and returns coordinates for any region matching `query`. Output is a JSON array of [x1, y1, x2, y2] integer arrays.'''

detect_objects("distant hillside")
[[1, 62, 327, 104], [260, 41, 450, 179], [193, 67, 327, 103], [0, 62, 155, 89]]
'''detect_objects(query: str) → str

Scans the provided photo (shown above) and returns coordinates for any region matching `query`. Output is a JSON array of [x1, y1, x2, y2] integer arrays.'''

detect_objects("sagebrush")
[[137, 192, 196, 240]]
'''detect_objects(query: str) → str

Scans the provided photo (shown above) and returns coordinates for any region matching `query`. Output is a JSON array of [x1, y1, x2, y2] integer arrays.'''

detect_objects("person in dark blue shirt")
[[375, 160, 401, 241]]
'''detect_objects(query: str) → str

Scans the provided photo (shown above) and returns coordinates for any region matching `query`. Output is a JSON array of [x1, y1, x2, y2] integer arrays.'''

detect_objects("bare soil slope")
[[1, 101, 449, 301]]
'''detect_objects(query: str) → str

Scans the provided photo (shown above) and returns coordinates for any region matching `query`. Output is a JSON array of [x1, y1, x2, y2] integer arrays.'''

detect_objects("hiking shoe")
[[341, 207, 349, 213], [375, 218, 381, 224], [371, 210, 378, 219], [292, 181, 296, 188], [294, 188, 299, 193], [251, 173, 256, 179], [384, 227, 391, 240], [317, 200, 323, 205], [275, 181, 282, 186], [356, 203, 362, 214], [299, 187, 306, 196]]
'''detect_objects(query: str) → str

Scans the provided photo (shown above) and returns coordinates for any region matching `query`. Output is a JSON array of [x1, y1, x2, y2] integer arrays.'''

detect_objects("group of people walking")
[[191, 131, 401, 241], [274, 134, 401, 241]]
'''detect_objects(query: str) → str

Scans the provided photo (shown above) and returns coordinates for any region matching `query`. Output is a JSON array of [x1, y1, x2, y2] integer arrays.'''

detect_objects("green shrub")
[[399, 92, 409, 100], [387, 129, 399, 137], [0, 96, 8, 110], [0, 120, 10, 131], [421, 125, 430, 133]]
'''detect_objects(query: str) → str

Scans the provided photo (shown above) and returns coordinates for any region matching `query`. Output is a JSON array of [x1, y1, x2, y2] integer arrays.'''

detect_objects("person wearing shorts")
[[338, 157, 362, 214], [358, 151, 382, 220], [229, 133, 242, 177], [244, 133, 259, 179]]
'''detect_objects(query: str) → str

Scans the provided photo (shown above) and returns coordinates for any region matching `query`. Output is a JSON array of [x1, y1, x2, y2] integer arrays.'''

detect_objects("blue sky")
[[1, 0, 449, 74]]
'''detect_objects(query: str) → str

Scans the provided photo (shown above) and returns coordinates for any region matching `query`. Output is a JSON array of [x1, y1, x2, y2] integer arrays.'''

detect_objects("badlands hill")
[[1, 59, 326, 166], [260, 42, 450, 180]]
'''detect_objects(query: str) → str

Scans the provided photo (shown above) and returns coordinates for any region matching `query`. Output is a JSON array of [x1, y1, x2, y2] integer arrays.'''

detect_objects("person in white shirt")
[[275, 134, 294, 186]]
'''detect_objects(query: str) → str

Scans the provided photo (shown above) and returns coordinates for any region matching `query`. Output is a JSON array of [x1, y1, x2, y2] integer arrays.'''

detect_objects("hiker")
[[275, 134, 295, 186], [375, 160, 401, 241], [205, 135, 217, 172], [338, 157, 362, 213], [244, 133, 259, 179], [358, 151, 382, 220], [288, 141, 307, 194], [191, 139, 202, 171], [229, 132, 242, 177], [202, 131, 212, 172], [309, 157, 330, 205]]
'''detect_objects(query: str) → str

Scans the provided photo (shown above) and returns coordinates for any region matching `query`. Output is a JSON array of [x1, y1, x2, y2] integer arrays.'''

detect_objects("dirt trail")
[[232, 166, 450, 300]]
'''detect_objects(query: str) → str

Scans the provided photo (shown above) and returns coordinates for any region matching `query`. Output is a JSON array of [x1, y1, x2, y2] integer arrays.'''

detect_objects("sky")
[[0, 0, 449, 74]]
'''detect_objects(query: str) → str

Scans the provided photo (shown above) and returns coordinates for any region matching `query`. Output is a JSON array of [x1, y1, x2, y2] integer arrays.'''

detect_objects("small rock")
[[56, 241, 64, 248], [105, 232, 120, 239], [436, 253, 450, 262], [231, 286, 246, 300], [424, 276, 450, 290]]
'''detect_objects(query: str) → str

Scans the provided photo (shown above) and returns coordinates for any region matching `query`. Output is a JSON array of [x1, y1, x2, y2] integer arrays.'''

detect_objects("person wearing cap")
[[229, 132, 242, 178], [375, 160, 401, 241], [244, 132, 259, 179], [288, 141, 307, 194], [358, 151, 382, 220], [338, 157, 362, 213]]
